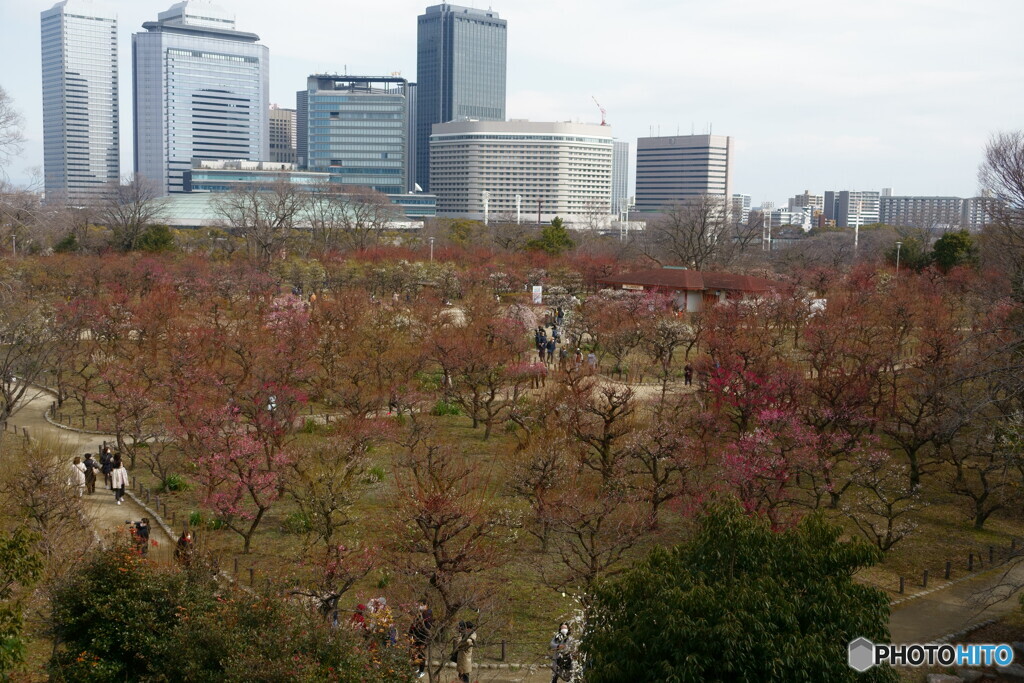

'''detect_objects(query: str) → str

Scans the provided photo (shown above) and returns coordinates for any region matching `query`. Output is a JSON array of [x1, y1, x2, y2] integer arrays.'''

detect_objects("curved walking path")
[[8, 388, 174, 561], [889, 559, 1024, 643]]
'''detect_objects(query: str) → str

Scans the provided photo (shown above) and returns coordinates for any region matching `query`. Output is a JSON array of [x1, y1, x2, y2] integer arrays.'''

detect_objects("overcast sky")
[[2, 0, 1020, 206]]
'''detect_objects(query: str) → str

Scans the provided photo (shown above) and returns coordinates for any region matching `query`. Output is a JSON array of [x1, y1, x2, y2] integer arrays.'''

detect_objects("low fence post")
[[990, 546, 995, 564], [249, 567, 254, 586], [234, 558, 239, 576], [922, 570, 929, 588], [501, 641, 506, 662], [899, 577, 905, 594], [969, 553, 974, 572], [945, 561, 951, 580]]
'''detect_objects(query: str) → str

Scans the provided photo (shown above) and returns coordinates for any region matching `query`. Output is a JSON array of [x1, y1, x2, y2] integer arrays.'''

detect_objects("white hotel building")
[[429, 120, 613, 226]]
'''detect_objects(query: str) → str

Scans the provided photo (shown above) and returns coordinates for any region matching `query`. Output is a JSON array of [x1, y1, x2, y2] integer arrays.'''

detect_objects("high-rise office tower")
[[635, 134, 732, 213], [611, 140, 629, 216], [41, 0, 120, 205], [406, 82, 417, 191], [133, 1, 269, 195], [302, 75, 409, 195], [430, 120, 612, 224], [415, 3, 507, 191], [269, 105, 296, 165]]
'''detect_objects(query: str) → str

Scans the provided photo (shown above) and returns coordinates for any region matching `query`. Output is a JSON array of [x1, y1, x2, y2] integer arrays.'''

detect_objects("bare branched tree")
[[97, 174, 166, 251], [334, 186, 399, 251], [213, 176, 306, 263], [979, 131, 1024, 295], [641, 194, 757, 269], [0, 86, 25, 172]]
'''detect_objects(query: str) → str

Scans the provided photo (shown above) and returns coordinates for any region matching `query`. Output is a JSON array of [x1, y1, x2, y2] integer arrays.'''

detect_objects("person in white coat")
[[110, 456, 129, 505], [68, 456, 87, 497]]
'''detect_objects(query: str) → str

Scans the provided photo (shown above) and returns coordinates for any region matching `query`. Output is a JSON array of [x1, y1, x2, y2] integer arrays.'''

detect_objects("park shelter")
[[596, 267, 781, 312]]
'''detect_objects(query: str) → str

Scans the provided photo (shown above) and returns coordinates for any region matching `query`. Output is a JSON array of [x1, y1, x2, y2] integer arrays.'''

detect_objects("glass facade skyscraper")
[[133, 1, 268, 196], [302, 75, 409, 196], [40, 0, 119, 205], [415, 4, 506, 192]]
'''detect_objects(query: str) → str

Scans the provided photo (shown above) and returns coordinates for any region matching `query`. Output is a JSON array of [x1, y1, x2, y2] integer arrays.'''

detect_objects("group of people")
[[348, 595, 575, 682], [67, 445, 130, 504], [533, 326, 598, 377]]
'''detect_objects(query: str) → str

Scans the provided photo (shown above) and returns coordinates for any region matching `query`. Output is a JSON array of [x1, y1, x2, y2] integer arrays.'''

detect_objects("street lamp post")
[[895, 241, 902, 277], [515, 194, 522, 225], [482, 190, 490, 226], [429, 236, 435, 262]]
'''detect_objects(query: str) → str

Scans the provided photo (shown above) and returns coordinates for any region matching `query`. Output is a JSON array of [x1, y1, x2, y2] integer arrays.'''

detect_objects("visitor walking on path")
[[132, 518, 151, 556], [455, 620, 476, 683], [68, 456, 86, 497], [100, 446, 114, 489], [549, 622, 575, 683], [545, 338, 556, 366], [83, 453, 98, 494], [174, 531, 194, 567], [684, 363, 694, 386], [110, 456, 129, 505], [408, 597, 433, 678]]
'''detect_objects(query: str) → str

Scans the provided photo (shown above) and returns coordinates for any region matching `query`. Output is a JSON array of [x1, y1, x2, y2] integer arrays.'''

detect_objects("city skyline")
[[5, 0, 1021, 205]]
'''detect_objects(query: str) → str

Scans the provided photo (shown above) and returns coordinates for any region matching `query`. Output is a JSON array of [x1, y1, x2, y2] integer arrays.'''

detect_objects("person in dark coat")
[[408, 597, 434, 678], [99, 446, 114, 489], [82, 453, 98, 494]]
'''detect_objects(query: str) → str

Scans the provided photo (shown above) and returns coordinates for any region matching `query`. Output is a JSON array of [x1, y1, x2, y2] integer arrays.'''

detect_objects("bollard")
[[922, 570, 928, 588], [501, 640, 506, 662], [249, 567, 254, 586], [945, 561, 951, 580], [990, 546, 995, 564], [969, 553, 974, 571], [899, 577, 905, 594]]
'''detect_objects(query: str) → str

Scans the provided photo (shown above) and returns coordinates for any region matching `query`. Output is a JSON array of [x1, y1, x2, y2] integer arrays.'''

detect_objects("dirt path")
[[8, 388, 175, 561]]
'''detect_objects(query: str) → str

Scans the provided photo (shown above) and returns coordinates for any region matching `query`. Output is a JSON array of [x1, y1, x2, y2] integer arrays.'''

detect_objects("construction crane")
[[592, 96, 607, 126]]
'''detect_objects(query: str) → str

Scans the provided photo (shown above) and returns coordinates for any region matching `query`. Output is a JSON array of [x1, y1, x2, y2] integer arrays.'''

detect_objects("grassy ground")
[[47, 371, 1024, 665]]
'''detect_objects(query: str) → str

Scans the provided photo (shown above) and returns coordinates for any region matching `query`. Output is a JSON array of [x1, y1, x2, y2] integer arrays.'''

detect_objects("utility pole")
[[515, 194, 521, 225], [895, 241, 902, 277], [482, 190, 490, 226], [537, 199, 542, 226]]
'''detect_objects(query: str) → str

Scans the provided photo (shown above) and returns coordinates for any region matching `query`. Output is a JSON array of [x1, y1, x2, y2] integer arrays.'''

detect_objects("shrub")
[[430, 399, 461, 417], [160, 474, 191, 492], [583, 500, 897, 682], [49, 543, 414, 682], [299, 418, 325, 434], [364, 465, 386, 484], [282, 511, 313, 535]]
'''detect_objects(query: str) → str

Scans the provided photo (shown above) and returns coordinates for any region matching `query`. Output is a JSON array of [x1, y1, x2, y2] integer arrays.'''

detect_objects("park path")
[[889, 559, 1024, 643], [7, 388, 175, 561]]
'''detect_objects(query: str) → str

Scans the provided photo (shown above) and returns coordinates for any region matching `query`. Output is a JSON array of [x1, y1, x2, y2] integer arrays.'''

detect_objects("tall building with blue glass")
[[41, 0, 120, 205], [415, 4, 506, 192], [301, 75, 409, 196], [132, 1, 269, 196]]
